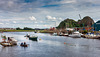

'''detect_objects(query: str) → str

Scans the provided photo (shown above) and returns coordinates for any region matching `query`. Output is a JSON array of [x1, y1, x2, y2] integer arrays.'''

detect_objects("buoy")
[[64, 42, 66, 44], [39, 39, 41, 40]]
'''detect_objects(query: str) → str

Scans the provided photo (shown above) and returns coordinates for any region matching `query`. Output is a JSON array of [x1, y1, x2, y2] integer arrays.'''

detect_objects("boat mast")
[[79, 14, 81, 20]]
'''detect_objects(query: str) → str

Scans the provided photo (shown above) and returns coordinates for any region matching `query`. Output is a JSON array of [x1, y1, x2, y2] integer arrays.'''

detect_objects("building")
[[94, 20, 100, 31]]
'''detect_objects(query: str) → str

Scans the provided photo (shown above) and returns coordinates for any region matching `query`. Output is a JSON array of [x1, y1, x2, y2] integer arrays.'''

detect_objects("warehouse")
[[94, 20, 100, 31]]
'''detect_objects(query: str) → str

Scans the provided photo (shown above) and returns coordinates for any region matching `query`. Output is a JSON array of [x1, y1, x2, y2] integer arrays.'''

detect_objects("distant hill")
[[57, 18, 80, 29], [78, 16, 94, 27], [57, 16, 94, 29]]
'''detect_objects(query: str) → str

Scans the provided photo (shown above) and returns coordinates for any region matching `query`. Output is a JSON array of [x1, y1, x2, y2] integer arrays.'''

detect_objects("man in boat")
[[20, 42, 28, 47], [24, 42, 26, 45], [21, 42, 26, 45], [21, 42, 24, 46]]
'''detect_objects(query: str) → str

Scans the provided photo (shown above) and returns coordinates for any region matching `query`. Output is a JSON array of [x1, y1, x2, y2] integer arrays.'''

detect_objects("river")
[[0, 32, 100, 57]]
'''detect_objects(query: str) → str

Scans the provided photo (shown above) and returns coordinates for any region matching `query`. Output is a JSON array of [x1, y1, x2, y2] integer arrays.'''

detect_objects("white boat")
[[53, 33, 58, 36], [59, 33, 69, 36], [0, 37, 17, 47], [25, 34, 38, 41], [69, 31, 81, 38], [8, 37, 17, 45]]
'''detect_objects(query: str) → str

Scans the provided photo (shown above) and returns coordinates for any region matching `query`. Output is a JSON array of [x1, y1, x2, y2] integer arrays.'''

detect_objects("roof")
[[96, 20, 100, 23]]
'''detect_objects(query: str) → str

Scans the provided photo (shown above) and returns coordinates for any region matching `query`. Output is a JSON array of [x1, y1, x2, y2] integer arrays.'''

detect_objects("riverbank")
[[0, 30, 54, 33], [0, 30, 35, 32]]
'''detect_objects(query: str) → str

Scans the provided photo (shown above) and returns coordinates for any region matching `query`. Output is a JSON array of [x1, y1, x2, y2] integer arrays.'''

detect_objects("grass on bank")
[[0, 30, 35, 32], [0, 30, 54, 33]]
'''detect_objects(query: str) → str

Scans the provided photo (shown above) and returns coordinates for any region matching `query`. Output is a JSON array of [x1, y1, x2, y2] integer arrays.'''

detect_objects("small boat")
[[24, 34, 30, 37], [59, 33, 69, 36], [53, 33, 58, 36], [25, 34, 38, 41], [8, 37, 17, 45], [29, 35, 38, 41], [0, 43, 12, 47], [0, 36, 17, 47], [63, 33, 69, 36], [20, 44, 28, 47], [69, 31, 81, 38]]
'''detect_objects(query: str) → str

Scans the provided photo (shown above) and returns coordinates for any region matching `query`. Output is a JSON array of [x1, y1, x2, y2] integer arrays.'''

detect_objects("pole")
[[79, 14, 81, 20]]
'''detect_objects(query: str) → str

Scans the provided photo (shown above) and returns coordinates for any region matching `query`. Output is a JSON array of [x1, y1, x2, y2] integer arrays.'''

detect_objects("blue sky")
[[0, 0, 100, 28]]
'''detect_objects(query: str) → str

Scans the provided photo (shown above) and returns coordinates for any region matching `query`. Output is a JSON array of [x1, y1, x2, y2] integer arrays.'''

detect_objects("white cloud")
[[46, 15, 56, 20], [40, 21, 43, 23], [52, 17, 56, 20], [6, 23, 9, 24], [46, 15, 52, 19], [60, 0, 76, 4], [29, 16, 36, 20], [13, 21, 17, 23], [34, 21, 38, 23], [58, 17, 63, 21], [0, 22, 3, 24], [44, 25, 48, 27]]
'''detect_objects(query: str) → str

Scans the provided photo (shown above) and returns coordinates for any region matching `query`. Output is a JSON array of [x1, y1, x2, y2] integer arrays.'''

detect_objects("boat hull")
[[29, 37, 38, 41], [20, 45, 28, 47]]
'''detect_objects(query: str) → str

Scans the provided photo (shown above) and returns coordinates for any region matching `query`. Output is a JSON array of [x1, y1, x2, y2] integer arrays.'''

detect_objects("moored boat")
[[0, 43, 12, 47], [25, 34, 38, 41], [69, 31, 81, 38], [29, 36, 38, 41], [0, 36, 17, 47], [53, 33, 58, 36]]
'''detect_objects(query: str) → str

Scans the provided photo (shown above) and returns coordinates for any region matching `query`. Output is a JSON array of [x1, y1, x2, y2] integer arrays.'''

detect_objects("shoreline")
[[0, 30, 54, 33]]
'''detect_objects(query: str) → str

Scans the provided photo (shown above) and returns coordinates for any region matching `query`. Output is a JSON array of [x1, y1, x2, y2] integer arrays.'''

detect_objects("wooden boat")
[[0, 43, 12, 47], [0, 37, 17, 47], [20, 44, 28, 47]]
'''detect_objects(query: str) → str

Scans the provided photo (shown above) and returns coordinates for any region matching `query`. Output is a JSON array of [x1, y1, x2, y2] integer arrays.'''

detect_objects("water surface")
[[0, 32, 100, 57]]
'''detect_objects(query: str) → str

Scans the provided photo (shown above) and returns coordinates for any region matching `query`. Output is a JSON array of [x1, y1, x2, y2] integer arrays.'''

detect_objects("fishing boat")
[[29, 35, 38, 41], [69, 31, 81, 38], [25, 34, 38, 41]]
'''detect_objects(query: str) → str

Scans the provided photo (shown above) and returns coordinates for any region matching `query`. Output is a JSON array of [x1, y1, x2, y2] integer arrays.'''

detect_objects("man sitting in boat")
[[20, 42, 28, 47], [21, 42, 24, 45], [8, 37, 12, 42], [7, 37, 17, 45], [24, 42, 26, 45]]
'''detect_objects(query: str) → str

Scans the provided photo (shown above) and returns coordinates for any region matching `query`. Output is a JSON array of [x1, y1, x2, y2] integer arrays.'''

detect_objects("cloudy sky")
[[0, 0, 100, 28]]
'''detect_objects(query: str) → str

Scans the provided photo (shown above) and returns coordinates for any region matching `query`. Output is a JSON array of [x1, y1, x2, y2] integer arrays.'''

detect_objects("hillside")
[[57, 16, 94, 29], [57, 18, 80, 29], [79, 16, 94, 27]]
